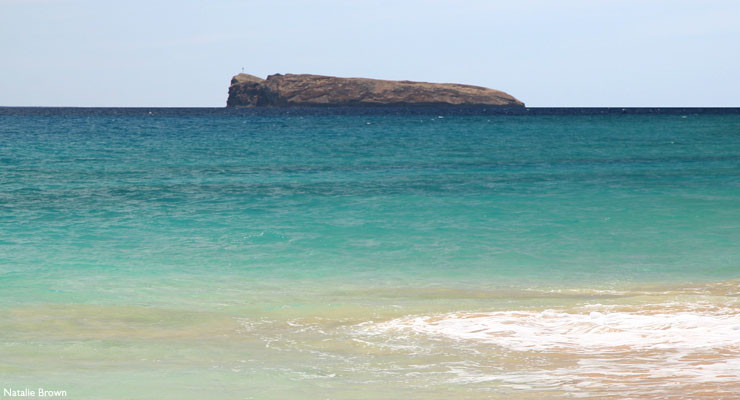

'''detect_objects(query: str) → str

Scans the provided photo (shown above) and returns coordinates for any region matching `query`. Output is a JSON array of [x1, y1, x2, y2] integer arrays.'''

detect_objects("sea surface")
[[1, 107, 740, 399]]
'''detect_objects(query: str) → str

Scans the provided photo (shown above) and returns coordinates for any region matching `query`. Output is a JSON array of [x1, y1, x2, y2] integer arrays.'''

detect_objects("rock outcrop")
[[227, 73, 524, 107]]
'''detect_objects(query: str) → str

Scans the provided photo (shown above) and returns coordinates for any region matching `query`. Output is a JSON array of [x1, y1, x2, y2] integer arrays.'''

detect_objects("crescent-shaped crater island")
[[227, 73, 524, 108]]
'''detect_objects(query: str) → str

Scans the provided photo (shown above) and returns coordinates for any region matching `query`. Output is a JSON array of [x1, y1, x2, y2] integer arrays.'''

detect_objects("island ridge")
[[227, 73, 524, 107]]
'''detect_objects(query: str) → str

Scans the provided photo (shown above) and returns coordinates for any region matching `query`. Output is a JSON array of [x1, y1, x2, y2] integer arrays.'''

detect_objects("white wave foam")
[[360, 305, 740, 353], [356, 304, 740, 394]]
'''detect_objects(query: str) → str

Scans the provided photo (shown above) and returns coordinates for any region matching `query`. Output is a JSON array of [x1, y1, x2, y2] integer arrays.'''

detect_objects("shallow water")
[[1, 108, 739, 398]]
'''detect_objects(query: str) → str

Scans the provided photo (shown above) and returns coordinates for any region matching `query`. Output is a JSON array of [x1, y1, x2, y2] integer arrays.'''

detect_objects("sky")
[[1, 0, 738, 107]]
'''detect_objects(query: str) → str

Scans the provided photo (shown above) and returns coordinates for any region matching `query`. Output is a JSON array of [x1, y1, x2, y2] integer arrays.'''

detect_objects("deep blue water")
[[2, 108, 739, 289]]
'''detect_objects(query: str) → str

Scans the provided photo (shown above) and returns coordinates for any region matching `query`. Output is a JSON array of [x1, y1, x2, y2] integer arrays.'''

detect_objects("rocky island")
[[227, 73, 524, 108]]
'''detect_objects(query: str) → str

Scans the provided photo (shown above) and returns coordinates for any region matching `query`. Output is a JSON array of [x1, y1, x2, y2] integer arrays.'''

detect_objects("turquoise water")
[[1, 109, 740, 398]]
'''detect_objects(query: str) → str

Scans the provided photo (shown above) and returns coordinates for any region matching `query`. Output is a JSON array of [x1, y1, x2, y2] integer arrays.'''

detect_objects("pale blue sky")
[[1, 0, 738, 107]]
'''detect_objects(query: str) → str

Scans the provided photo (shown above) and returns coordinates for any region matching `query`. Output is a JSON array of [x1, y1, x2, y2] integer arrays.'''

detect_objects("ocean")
[[1, 107, 739, 399]]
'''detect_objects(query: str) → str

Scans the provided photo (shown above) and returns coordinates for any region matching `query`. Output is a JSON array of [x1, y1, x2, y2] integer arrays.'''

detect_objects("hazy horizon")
[[2, 0, 738, 107]]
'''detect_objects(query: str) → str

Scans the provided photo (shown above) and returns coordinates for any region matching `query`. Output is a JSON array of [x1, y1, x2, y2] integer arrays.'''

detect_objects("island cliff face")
[[227, 73, 524, 107]]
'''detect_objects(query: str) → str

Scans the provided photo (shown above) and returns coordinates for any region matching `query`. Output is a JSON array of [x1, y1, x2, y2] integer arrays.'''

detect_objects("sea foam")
[[354, 303, 740, 394], [360, 304, 740, 353]]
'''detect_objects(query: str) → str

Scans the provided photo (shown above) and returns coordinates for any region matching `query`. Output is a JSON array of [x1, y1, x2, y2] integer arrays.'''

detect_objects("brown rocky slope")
[[227, 73, 524, 107]]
